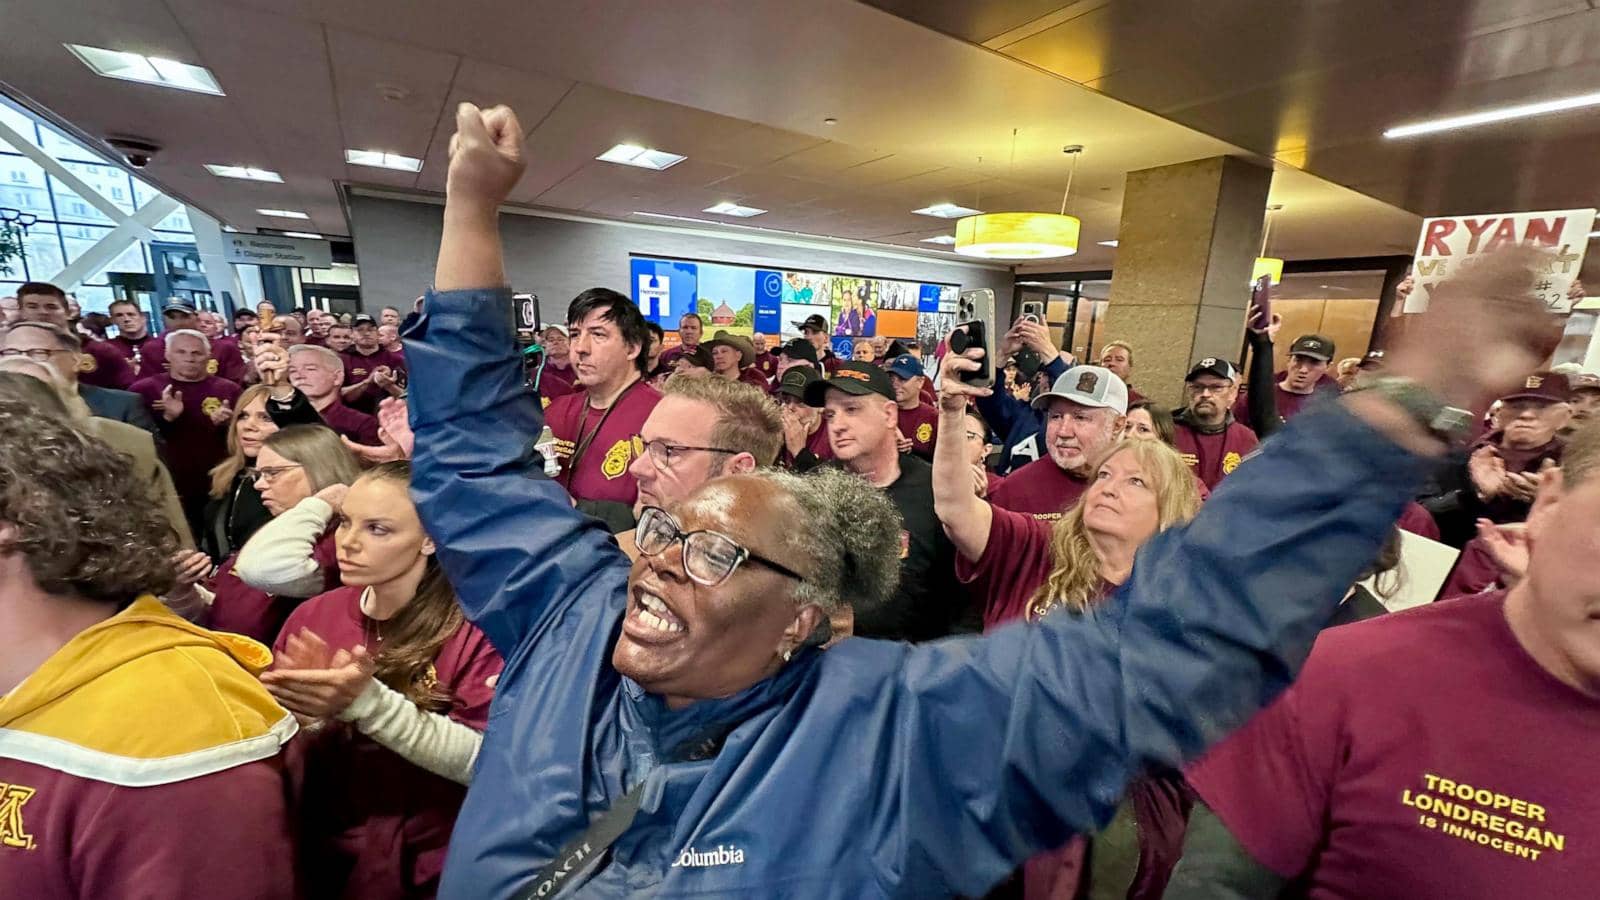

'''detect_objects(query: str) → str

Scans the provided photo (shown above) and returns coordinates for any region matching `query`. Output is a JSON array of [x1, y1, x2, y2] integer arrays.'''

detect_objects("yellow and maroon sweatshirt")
[[0, 597, 298, 898]]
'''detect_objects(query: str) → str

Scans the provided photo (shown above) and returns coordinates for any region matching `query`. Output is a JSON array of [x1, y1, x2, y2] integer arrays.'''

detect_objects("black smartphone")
[[954, 289, 998, 388]]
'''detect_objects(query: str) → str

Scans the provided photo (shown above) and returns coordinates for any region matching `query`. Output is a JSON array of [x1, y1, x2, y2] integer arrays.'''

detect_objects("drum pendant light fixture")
[[955, 145, 1082, 260], [1253, 204, 1284, 285]]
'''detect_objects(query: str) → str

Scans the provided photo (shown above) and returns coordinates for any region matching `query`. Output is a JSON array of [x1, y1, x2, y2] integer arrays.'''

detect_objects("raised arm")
[[931, 343, 993, 560], [886, 249, 1559, 895], [407, 103, 629, 656]]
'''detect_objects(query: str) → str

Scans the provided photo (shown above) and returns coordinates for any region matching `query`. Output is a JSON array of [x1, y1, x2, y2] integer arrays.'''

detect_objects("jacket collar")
[[618, 648, 817, 767]]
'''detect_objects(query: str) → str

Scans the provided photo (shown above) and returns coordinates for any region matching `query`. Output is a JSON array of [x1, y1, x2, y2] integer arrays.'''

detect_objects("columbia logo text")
[[671, 844, 746, 868]]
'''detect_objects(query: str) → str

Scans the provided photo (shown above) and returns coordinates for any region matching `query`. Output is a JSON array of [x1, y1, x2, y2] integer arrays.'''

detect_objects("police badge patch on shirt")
[[206, 359, 219, 375], [601, 439, 633, 480], [915, 423, 932, 443]]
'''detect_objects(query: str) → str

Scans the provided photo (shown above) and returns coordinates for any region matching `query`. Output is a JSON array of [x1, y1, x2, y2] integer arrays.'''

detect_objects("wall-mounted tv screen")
[[629, 255, 959, 358]]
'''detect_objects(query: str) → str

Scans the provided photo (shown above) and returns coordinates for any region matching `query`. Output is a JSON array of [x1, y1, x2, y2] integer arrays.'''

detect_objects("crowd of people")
[[0, 101, 1595, 899]]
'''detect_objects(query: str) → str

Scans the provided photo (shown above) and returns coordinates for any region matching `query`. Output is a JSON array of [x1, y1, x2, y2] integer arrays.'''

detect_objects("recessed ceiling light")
[[921, 235, 957, 245], [913, 203, 983, 219], [256, 209, 309, 220], [703, 201, 767, 218], [66, 44, 223, 95], [1098, 240, 1119, 247], [280, 231, 323, 239], [1384, 90, 1600, 139], [205, 164, 282, 182], [345, 149, 424, 172], [823, 117, 838, 126], [596, 143, 686, 170]]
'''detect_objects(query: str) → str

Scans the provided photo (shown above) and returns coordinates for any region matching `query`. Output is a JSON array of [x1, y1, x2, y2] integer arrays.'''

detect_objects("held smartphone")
[[1020, 299, 1046, 324], [1247, 276, 1272, 330], [953, 289, 998, 388]]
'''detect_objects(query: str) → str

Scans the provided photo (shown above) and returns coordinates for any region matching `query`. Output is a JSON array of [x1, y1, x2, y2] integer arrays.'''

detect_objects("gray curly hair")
[[750, 467, 902, 617]]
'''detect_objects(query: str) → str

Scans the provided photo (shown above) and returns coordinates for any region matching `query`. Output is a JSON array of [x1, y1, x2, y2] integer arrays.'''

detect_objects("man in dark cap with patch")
[[798, 361, 969, 641], [776, 366, 832, 468], [1234, 333, 1341, 432], [795, 314, 843, 373], [1174, 357, 1260, 490]]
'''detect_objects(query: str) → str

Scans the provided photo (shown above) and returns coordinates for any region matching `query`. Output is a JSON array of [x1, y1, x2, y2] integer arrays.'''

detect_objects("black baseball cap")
[[777, 366, 820, 399], [803, 361, 896, 406], [1289, 334, 1335, 363], [776, 337, 819, 367], [162, 299, 197, 315], [793, 314, 829, 334], [1186, 357, 1240, 382], [352, 313, 378, 327]]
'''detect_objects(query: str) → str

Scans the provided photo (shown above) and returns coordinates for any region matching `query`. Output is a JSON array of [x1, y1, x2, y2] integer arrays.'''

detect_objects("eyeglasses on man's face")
[[634, 505, 806, 587], [0, 347, 69, 363], [638, 438, 738, 473]]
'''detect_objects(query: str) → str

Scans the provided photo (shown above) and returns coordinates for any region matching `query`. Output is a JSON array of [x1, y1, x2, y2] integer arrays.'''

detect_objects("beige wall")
[[1262, 297, 1379, 376]]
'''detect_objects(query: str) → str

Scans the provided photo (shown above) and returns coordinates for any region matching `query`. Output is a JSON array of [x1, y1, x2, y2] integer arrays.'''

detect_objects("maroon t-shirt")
[[545, 380, 662, 507], [1398, 501, 1441, 542], [896, 402, 939, 460], [103, 333, 166, 380], [1232, 376, 1333, 431], [1187, 593, 1600, 897], [129, 373, 241, 506], [204, 528, 341, 644], [76, 339, 137, 389], [1437, 537, 1503, 601], [752, 351, 778, 382], [990, 457, 1089, 520], [210, 336, 248, 384], [955, 504, 1056, 630], [315, 399, 382, 446], [538, 360, 580, 406], [737, 366, 770, 390], [274, 585, 503, 899], [0, 756, 296, 899], [1172, 420, 1259, 490], [340, 347, 406, 410]]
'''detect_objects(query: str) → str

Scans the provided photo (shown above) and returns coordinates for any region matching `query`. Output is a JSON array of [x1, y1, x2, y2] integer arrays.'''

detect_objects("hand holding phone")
[[953, 289, 998, 388]]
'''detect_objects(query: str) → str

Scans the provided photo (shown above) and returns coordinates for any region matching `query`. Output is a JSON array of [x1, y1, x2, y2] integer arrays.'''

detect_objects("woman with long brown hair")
[[260, 460, 502, 899]]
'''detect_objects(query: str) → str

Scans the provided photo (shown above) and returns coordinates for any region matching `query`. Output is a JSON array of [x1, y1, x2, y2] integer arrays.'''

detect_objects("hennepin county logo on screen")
[[671, 844, 747, 868]]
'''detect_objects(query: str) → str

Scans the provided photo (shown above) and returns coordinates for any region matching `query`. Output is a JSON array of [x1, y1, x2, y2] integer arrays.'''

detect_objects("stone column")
[[1099, 156, 1272, 408]]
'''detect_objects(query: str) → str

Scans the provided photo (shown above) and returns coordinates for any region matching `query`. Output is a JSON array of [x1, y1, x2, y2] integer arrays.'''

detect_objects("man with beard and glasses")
[[1174, 358, 1259, 491]]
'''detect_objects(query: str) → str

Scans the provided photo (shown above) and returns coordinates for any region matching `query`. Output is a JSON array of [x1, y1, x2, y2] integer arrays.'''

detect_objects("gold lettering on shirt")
[[1179, 453, 1198, 468], [1398, 771, 1566, 862], [0, 782, 36, 850]]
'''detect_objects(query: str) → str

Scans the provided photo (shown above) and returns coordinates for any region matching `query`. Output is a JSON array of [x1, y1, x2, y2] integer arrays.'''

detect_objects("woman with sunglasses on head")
[[262, 460, 502, 899], [175, 425, 360, 642]]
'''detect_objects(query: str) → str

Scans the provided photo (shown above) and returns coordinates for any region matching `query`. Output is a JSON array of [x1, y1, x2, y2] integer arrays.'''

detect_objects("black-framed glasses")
[[246, 464, 304, 483], [635, 505, 806, 587], [639, 439, 739, 473]]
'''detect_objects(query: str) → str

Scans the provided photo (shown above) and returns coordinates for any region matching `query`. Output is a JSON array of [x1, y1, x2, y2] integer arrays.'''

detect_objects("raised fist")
[[446, 103, 526, 212]]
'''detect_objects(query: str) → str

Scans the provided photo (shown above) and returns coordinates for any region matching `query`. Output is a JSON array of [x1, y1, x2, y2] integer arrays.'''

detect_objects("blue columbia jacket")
[[408, 288, 1426, 899]]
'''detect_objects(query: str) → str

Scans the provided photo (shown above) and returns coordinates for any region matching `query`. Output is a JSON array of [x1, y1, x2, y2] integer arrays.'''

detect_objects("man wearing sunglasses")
[[406, 104, 1555, 900]]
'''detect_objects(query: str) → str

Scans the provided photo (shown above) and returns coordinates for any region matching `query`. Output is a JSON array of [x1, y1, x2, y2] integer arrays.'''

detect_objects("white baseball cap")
[[1031, 365, 1129, 415]]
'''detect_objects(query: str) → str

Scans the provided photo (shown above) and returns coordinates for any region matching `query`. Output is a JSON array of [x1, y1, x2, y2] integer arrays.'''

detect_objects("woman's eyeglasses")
[[634, 505, 806, 587], [246, 464, 304, 483]]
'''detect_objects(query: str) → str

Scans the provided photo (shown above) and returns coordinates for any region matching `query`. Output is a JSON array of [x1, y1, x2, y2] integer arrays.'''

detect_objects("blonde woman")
[[934, 354, 1203, 900]]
